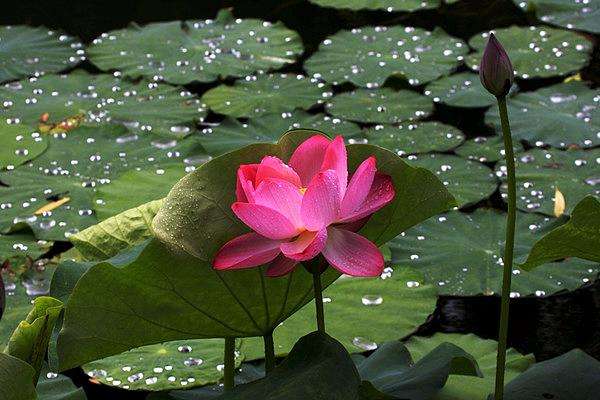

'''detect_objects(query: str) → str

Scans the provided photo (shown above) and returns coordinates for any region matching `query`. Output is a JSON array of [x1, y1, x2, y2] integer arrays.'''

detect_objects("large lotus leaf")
[[88, 10, 303, 85], [309, 0, 449, 11], [0, 26, 84, 84], [389, 209, 600, 295], [467, 26, 592, 79], [358, 340, 481, 400], [514, 0, 600, 34], [0, 122, 47, 169], [197, 112, 362, 157], [0, 71, 205, 136], [305, 26, 467, 87], [240, 268, 437, 360], [219, 332, 361, 400], [521, 196, 600, 270], [325, 88, 432, 124], [406, 153, 497, 207], [0, 231, 49, 269], [70, 200, 163, 261], [37, 365, 87, 400], [0, 285, 32, 347], [153, 129, 456, 260], [486, 82, 599, 148], [364, 122, 465, 155], [455, 136, 523, 163], [504, 349, 600, 400], [0, 353, 37, 400], [0, 168, 96, 241], [495, 148, 600, 216], [405, 334, 534, 400], [424, 72, 495, 108], [83, 338, 242, 391], [201, 74, 326, 118]]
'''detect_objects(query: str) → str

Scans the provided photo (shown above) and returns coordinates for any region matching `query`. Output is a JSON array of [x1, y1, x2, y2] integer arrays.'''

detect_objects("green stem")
[[263, 331, 276, 374], [223, 337, 235, 391], [312, 270, 326, 333], [494, 96, 516, 400]]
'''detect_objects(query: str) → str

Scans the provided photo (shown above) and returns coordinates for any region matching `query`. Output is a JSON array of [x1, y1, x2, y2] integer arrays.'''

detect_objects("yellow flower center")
[[299, 187, 307, 195]]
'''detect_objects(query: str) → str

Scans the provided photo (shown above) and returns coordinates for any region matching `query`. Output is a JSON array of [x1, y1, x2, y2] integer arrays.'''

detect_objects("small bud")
[[479, 33, 514, 98]]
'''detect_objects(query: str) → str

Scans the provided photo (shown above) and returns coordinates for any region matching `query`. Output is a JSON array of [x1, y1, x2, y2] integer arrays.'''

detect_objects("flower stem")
[[312, 270, 326, 333], [494, 95, 516, 400], [223, 337, 235, 391], [263, 331, 276, 374]]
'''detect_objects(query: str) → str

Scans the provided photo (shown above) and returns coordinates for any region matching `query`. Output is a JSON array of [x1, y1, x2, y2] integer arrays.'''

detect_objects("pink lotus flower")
[[213, 135, 395, 277]]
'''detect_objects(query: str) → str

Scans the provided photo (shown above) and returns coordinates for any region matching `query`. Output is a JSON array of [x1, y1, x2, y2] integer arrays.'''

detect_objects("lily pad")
[[467, 26, 592, 79], [0, 231, 49, 269], [404, 333, 534, 400], [406, 153, 497, 207], [198, 112, 362, 157], [0, 71, 205, 136], [0, 284, 33, 347], [88, 9, 303, 85], [514, 0, 600, 34], [495, 148, 600, 216], [485, 82, 599, 148], [83, 338, 242, 391], [0, 353, 37, 400], [309, 0, 449, 11], [0, 26, 84, 84], [455, 136, 523, 163], [389, 209, 600, 295], [521, 195, 600, 270], [305, 26, 468, 87], [424, 72, 495, 108], [201, 73, 326, 118], [325, 88, 432, 124], [0, 122, 47, 170], [363, 122, 465, 155], [38, 366, 87, 400]]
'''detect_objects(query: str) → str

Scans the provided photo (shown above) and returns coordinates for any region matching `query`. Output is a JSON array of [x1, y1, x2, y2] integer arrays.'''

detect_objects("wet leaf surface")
[[425, 72, 496, 108], [513, 0, 600, 34], [455, 136, 523, 163]]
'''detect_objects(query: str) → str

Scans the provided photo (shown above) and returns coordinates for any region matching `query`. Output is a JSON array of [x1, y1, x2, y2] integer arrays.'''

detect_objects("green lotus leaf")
[[486, 82, 599, 148], [0, 71, 205, 136], [201, 73, 326, 118], [389, 209, 600, 295], [310, 0, 454, 11], [0, 353, 37, 400], [407, 153, 497, 207], [197, 112, 362, 157], [0, 122, 47, 170], [467, 26, 592, 79], [240, 268, 437, 360], [504, 349, 600, 400], [0, 231, 49, 271], [425, 72, 495, 108], [87, 9, 303, 85], [0, 285, 32, 347], [37, 365, 87, 400], [405, 333, 534, 400], [358, 340, 481, 400], [0, 26, 84, 84], [513, 0, 600, 34], [521, 195, 600, 270], [455, 136, 523, 163], [305, 26, 467, 87], [495, 148, 600, 216]]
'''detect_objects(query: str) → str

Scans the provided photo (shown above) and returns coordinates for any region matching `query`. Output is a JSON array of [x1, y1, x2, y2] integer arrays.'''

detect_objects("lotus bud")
[[479, 33, 514, 98]]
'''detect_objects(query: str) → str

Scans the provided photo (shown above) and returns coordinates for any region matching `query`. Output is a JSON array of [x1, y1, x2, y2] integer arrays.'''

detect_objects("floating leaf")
[[521, 196, 600, 271], [325, 88, 432, 124], [364, 122, 464, 155], [201, 73, 326, 118], [0, 71, 205, 136], [309, 0, 450, 11], [406, 153, 497, 207], [0, 353, 37, 400], [0, 232, 48, 269], [504, 349, 600, 400], [485, 82, 599, 148], [0, 26, 84, 83], [197, 112, 362, 157], [88, 10, 303, 85], [305, 26, 467, 87], [455, 136, 523, 163], [0, 122, 47, 170], [404, 333, 534, 400], [83, 338, 242, 391], [513, 0, 600, 34], [495, 148, 600, 216], [37, 365, 87, 400], [467, 26, 592, 79], [0, 285, 32, 347], [425, 72, 495, 108], [389, 209, 600, 295]]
